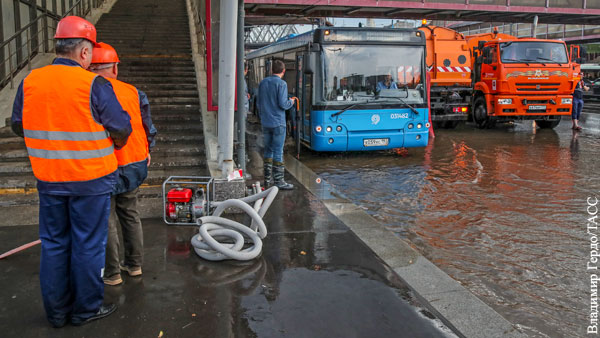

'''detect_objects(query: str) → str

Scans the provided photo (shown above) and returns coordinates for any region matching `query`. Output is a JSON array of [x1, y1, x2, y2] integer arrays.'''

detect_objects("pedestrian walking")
[[89, 42, 156, 286], [257, 60, 297, 190], [11, 16, 132, 327], [572, 72, 589, 130]]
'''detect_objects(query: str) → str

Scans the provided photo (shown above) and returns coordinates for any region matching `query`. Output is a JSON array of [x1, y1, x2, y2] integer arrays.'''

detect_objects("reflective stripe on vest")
[[22, 64, 117, 183], [107, 78, 149, 167], [23, 129, 109, 141], [26, 144, 114, 159]]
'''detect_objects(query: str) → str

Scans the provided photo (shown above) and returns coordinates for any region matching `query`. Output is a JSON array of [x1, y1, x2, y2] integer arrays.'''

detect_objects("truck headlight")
[[497, 98, 512, 105], [562, 98, 572, 104]]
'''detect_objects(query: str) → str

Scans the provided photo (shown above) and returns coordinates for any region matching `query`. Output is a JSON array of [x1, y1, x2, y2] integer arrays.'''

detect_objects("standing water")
[[301, 121, 597, 338]]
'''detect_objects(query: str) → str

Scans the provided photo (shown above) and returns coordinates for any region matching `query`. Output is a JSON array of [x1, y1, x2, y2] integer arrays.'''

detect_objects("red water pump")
[[165, 187, 206, 223]]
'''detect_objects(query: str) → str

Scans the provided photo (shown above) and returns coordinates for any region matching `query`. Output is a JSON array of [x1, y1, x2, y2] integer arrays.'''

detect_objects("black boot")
[[263, 158, 273, 187], [273, 162, 294, 190]]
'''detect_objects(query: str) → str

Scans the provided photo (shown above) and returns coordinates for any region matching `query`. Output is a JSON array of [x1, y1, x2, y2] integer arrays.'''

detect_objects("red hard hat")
[[92, 42, 120, 64], [54, 16, 100, 46]]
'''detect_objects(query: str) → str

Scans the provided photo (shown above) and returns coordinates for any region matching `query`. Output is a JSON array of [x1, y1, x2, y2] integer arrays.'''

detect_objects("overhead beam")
[[345, 7, 362, 15]]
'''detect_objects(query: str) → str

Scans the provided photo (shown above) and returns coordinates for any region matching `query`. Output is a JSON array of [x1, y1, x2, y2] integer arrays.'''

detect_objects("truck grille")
[[515, 83, 560, 92]]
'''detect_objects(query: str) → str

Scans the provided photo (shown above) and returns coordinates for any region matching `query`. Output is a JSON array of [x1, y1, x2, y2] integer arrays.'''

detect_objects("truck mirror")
[[305, 52, 317, 75]]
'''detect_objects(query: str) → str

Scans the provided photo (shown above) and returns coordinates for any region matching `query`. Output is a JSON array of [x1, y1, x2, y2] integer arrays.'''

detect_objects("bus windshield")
[[322, 45, 425, 105], [499, 41, 568, 64]]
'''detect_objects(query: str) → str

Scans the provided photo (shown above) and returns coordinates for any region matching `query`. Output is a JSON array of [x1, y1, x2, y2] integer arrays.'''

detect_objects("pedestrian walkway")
[[0, 174, 455, 337]]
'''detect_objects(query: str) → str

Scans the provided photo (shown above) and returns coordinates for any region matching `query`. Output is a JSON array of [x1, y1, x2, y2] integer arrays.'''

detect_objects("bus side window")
[[283, 61, 298, 96]]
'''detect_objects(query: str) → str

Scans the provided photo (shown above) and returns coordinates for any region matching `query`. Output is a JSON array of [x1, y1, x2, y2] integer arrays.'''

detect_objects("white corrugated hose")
[[191, 185, 279, 261]]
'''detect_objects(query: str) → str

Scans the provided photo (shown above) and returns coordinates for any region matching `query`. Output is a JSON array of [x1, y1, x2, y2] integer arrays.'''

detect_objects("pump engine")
[[165, 187, 206, 223]]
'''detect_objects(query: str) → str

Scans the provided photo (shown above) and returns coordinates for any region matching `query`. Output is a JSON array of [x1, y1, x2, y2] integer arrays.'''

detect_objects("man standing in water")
[[572, 72, 589, 130]]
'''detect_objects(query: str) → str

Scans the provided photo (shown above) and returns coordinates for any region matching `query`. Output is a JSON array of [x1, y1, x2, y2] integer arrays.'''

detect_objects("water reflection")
[[302, 122, 595, 338]]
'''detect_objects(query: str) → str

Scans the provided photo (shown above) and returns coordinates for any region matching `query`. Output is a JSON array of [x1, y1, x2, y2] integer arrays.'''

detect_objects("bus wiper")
[[376, 96, 420, 115], [331, 100, 372, 117]]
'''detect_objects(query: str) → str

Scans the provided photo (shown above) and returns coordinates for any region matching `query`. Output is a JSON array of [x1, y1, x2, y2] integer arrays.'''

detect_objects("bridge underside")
[[245, 0, 600, 25]]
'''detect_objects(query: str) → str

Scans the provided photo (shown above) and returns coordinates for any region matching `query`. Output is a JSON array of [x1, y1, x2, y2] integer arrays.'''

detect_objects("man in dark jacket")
[[89, 42, 156, 286]]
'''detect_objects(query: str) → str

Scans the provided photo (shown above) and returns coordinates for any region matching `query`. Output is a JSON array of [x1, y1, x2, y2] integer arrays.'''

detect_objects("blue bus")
[[246, 27, 430, 153]]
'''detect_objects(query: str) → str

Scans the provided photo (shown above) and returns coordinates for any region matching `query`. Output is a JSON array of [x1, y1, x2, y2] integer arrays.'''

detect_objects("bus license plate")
[[363, 138, 389, 147], [529, 105, 546, 111]]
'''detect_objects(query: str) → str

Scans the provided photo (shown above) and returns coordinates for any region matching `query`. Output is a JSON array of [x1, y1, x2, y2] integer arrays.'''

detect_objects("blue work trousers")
[[38, 192, 111, 325], [262, 125, 286, 163]]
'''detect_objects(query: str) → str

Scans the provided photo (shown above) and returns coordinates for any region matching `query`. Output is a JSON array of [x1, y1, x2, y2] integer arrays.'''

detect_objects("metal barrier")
[[0, 0, 106, 90]]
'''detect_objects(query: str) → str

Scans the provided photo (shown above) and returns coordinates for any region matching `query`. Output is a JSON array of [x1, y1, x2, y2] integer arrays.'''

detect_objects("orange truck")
[[418, 25, 472, 128], [420, 24, 579, 129], [466, 30, 579, 129]]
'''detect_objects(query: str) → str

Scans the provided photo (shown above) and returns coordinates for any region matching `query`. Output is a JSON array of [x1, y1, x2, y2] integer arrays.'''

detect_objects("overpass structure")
[[245, 0, 600, 25]]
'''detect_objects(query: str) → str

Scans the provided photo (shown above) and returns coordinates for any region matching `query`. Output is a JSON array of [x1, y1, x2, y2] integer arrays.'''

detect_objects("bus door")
[[298, 54, 312, 146]]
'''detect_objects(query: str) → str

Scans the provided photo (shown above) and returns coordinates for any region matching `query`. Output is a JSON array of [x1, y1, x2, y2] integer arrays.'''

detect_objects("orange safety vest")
[[22, 64, 117, 182], [107, 78, 149, 166]]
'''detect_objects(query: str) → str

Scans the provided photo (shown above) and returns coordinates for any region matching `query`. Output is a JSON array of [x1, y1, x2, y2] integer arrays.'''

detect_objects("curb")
[[284, 154, 528, 338]]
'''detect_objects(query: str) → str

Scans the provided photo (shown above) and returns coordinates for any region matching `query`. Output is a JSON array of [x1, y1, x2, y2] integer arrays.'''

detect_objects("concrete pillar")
[[217, 0, 237, 177], [235, 0, 246, 175], [532, 15, 538, 38]]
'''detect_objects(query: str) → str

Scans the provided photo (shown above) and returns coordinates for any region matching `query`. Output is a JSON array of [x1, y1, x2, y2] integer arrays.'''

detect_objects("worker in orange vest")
[[11, 16, 131, 327], [88, 42, 156, 286]]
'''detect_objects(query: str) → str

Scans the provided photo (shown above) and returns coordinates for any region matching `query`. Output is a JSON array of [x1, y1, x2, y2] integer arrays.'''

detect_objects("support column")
[[532, 15, 538, 38], [236, 0, 246, 175], [217, 0, 237, 177]]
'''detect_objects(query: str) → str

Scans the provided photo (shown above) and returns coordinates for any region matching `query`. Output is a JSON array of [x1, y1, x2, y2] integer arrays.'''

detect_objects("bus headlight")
[[315, 125, 322, 133], [326, 126, 332, 132], [562, 98, 572, 104], [425, 123, 430, 128], [417, 123, 422, 129], [416, 135, 421, 140], [336, 125, 342, 132], [498, 98, 512, 105], [408, 123, 414, 129], [328, 138, 334, 144]]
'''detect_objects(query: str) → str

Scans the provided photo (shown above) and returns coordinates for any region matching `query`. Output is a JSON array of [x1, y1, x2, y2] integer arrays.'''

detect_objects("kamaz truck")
[[465, 30, 578, 129], [420, 23, 579, 129]]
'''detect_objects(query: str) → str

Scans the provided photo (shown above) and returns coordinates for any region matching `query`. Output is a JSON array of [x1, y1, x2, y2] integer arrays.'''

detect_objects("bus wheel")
[[536, 116, 561, 129], [473, 97, 494, 129]]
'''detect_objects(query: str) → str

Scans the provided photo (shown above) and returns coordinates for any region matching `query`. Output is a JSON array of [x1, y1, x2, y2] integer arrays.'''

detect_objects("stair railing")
[[0, 0, 106, 90]]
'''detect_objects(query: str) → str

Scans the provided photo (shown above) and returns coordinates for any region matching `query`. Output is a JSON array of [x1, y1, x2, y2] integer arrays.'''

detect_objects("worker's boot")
[[263, 158, 273, 187], [273, 162, 294, 190]]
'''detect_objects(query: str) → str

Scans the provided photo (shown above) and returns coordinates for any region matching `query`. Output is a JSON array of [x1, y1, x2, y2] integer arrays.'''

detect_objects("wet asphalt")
[[0, 175, 456, 337]]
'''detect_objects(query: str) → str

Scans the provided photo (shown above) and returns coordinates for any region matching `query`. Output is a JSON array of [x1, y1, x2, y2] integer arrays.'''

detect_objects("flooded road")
[[300, 120, 599, 338]]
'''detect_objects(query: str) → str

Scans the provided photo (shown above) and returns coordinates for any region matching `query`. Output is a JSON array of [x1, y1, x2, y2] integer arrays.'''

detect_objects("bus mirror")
[[305, 52, 317, 74]]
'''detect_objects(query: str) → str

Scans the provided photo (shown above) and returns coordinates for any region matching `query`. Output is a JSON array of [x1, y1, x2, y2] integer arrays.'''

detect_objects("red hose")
[[0, 239, 41, 259]]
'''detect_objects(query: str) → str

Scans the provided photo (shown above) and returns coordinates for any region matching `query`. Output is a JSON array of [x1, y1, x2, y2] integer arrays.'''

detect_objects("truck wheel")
[[536, 116, 561, 129], [473, 97, 495, 129]]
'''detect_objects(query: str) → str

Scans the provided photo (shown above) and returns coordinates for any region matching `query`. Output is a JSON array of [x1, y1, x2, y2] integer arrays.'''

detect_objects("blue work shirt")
[[11, 57, 132, 196], [113, 88, 157, 195], [377, 81, 398, 90], [258, 75, 294, 128]]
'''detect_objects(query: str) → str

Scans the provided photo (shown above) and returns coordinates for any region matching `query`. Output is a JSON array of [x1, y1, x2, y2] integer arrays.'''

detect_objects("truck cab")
[[467, 33, 576, 128]]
